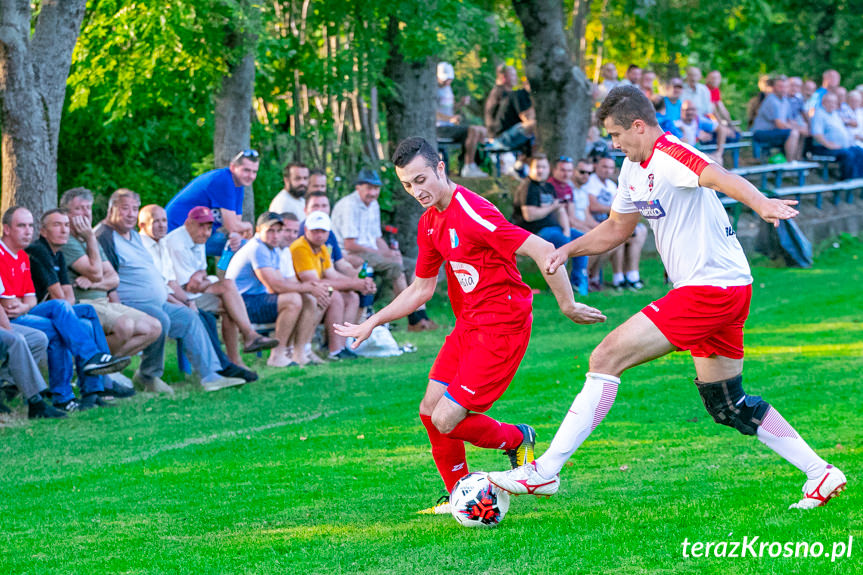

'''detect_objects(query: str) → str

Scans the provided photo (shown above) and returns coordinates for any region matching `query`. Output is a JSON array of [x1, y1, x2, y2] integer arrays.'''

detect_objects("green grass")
[[2, 237, 861, 574]]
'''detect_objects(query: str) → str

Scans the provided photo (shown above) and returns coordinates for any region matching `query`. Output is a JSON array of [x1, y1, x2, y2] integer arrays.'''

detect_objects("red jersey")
[[0, 240, 36, 298], [415, 186, 532, 333]]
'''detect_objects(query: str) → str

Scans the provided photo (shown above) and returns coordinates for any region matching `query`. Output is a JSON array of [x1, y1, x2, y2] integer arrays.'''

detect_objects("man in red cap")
[[163, 206, 277, 369]]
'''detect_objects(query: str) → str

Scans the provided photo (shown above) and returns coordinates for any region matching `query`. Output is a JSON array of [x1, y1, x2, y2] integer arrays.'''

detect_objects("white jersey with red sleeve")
[[415, 186, 533, 333], [611, 133, 752, 289]]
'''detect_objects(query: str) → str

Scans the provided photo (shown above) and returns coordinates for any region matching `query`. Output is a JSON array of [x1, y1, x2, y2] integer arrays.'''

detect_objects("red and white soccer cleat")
[[487, 462, 560, 496], [788, 465, 847, 510]]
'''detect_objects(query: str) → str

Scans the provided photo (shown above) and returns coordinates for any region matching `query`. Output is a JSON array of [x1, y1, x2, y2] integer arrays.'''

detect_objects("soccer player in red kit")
[[489, 86, 846, 510], [334, 137, 605, 514]]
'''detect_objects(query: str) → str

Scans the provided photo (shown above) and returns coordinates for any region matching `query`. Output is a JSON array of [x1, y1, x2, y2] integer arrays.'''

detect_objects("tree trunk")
[[513, 0, 591, 163], [214, 1, 259, 223], [381, 15, 437, 260], [0, 0, 87, 217]]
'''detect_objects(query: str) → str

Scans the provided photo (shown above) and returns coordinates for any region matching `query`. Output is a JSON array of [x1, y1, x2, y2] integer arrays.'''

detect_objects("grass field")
[[1, 236, 861, 574]]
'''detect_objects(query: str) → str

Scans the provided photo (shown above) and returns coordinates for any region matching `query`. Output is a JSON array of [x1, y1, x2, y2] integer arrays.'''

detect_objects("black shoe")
[[79, 393, 115, 410], [28, 399, 68, 419], [612, 282, 625, 292], [218, 364, 259, 383], [329, 347, 359, 361], [82, 353, 131, 376], [505, 423, 536, 469], [626, 279, 644, 291], [100, 380, 136, 399], [1, 382, 19, 402], [53, 399, 80, 413]]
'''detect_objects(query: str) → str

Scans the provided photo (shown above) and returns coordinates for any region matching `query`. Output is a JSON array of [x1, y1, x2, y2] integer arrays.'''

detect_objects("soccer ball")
[[450, 472, 511, 528]]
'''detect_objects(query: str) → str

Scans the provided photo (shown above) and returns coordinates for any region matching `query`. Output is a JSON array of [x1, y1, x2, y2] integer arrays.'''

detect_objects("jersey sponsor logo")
[[427, 228, 434, 236], [449, 228, 459, 249], [450, 261, 479, 293], [633, 199, 667, 219]]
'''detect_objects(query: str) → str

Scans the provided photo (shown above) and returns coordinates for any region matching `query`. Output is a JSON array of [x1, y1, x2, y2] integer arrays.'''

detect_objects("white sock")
[[756, 406, 827, 480], [625, 270, 640, 283], [612, 273, 625, 286], [535, 373, 619, 479]]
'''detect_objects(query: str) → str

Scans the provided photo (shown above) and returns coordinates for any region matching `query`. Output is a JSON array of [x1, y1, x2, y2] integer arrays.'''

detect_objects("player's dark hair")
[[304, 190, 329, 206], [40, 208, 68, 224], [392, 137, 440, 170], [282, 162, 308, 179], [598, 85, 659, 130]]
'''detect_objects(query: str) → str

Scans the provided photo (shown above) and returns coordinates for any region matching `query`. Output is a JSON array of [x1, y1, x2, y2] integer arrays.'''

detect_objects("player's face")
[[41, 212, 70, 247], [396, 156, 448, 210], [603, 116, 648, 163]]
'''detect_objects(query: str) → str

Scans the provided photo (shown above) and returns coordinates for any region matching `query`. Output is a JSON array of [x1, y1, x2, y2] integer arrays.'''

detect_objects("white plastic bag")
[[351, 326, 403, 357]]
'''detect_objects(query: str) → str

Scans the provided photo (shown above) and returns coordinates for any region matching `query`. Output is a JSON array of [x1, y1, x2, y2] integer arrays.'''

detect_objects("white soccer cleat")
[[487, 462, 560, 497], [789, 464, 847, 510]]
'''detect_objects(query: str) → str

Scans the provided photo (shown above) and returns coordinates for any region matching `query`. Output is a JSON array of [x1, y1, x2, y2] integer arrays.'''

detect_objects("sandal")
[[243, 336, 278, 354]]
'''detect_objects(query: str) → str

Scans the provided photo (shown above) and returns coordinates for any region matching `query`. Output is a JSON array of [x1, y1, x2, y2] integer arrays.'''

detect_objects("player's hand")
[[562, 302, 606, 325], [333, 320, 375, 348], [757, 198, 799, 227], [545, 247, 569, 275]]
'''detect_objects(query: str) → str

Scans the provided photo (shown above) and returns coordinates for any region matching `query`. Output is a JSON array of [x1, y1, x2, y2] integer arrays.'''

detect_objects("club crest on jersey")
[[449, 228, 459, 249], [633, 199, 666, 219], [450, 261, 478, 293], [647, 173, 655, 193]]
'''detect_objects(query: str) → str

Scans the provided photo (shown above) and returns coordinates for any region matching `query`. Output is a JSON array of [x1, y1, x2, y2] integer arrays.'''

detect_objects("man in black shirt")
[[512, 155, 589, 294], [25, 209, 118, 408], [484, 65, 535, 151]]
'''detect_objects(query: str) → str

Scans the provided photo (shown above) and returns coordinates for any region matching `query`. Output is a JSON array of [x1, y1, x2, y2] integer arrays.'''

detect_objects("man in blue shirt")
[[165, 150, 259, 256]]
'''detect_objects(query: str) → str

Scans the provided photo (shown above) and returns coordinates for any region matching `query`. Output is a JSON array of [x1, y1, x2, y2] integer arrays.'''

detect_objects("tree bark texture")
[[214, 2, 259, 223], [381, 15, 437, 260], [0, 0, 86, 217], [513, 0, 591, 163]]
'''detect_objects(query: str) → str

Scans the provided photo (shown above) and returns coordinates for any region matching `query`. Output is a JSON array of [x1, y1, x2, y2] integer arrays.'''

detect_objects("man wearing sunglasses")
[[166, 149, 259, 257]]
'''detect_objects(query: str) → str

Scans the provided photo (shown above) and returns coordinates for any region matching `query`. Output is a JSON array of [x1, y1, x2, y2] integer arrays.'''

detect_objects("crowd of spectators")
[[0, 152, 439, 419]]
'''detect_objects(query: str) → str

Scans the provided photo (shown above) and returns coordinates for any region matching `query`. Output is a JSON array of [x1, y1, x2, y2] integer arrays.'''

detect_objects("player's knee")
[[431, 410, 457, 435], [696, 374, 769, 436], [588, 342, 620, 375]]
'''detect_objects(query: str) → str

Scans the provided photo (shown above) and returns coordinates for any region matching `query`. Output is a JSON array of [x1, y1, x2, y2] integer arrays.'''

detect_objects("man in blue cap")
[[331, 168, 437, 331]]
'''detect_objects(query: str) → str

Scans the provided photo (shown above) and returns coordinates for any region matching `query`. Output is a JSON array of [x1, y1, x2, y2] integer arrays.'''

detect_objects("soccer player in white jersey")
[[335, 137, 605, 514], [489, 86, 846, 510]]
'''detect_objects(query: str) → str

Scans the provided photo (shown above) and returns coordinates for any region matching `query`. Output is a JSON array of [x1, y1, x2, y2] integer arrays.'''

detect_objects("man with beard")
[[269, 162, 310, 221], [166, 150, 259, 256]]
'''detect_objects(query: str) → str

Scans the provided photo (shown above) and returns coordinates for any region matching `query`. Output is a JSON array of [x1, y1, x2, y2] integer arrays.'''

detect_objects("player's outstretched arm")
[[699, 164, 799, 227], [517, 235, 606, 325], [545, 211, 640, 274], [333, 275, 438, 348]]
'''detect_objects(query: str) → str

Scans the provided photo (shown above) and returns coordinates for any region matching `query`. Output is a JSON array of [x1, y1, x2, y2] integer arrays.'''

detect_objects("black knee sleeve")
[[695, 374, 770, 436]]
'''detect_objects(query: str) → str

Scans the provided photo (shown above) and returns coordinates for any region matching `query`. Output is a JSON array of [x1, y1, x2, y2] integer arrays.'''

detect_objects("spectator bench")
[[697, 140, 751, 168], [731, 161, 820, 190]]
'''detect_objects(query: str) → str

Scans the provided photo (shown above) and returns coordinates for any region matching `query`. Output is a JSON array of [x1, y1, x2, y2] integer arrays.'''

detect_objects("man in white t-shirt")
[[268, 162, 309, 220], [489, 85, 845, 511]]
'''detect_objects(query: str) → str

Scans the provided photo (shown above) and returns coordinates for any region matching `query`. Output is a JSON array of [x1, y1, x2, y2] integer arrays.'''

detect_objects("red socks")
[[447, 413, 523, 450], [420, 414, 468, 493]]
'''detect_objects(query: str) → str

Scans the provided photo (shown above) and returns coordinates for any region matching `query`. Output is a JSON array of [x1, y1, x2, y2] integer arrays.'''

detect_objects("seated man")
[[811, 93, 863, 180], [308, 168, 327, 194], [484, 64, 535, 152], [26, 208, 137, 401], [662, 78, 684, 123], [166, 150, 258, 256], [226, 212, 329, 367], [268, 162, 309, 221], [138, 204, 262, 382], [705, 70, 743, 139], [512, 155, 588, 294], [300, 191, 360, 278], [162, 206, 278, 365], [1, 206, 130, 410], [652, 96, 683, 138], [436, 62, 488, 178], [752, 75, 805, 162], [547, 156, 599, 235], [59, 187, 161, 363], [0, 280, 66, 418], [97, 190, 245, 393], [331, 168, 436, 331], [677, 100, 738, 164], [584, 157, 646, 290], [291, 212, 376, 360]]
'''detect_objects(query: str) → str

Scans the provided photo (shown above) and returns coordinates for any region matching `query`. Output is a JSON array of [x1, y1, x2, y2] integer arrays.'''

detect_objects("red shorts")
[[428, 322, 531, 413], [641, 284, 752, 359]]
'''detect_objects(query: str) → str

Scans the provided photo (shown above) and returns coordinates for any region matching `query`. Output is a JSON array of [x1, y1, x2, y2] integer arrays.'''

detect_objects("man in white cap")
[[436, 61, 488, 178], [291, 211, 375, 360]]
